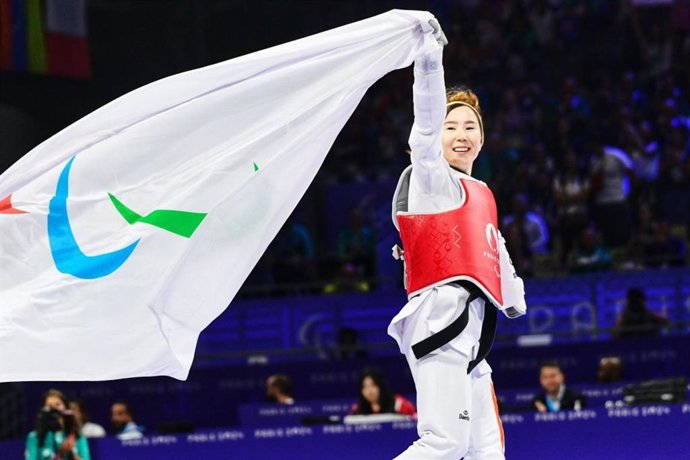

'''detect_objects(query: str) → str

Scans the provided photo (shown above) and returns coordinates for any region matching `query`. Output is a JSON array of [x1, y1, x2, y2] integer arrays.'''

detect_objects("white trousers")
[[393, 297, 505, 460]]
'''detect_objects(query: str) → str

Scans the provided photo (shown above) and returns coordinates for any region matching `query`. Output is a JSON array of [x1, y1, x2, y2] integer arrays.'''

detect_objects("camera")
[[37, 407, 63, 433], [36, 407, 77, 434]]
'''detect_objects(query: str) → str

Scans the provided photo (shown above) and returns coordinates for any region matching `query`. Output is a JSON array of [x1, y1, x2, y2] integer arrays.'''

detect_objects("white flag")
[[0, 10, 440, 381]]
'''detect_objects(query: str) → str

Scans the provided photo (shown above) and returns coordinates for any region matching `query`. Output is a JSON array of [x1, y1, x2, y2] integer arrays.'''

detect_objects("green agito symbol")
[[47, 156, 207, 279], [108, 193, 206, 238]]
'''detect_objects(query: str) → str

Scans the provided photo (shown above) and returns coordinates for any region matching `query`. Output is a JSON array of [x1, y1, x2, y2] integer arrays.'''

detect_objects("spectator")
[[272, 217, 315, 286], [70, 400, 105, 439], [640, 220, 687, 268], [526, 142, 556, 211], [502, 192, 550, 256], [337, 208, 376, 277], [629, 6, 673, 81], [553, 150, 590, 262], [110, 401, 144, 439], [532, 361, 586, 413], [568, 226, 612, 274], [323, 262, 371, 294], [331, 327, 368, 361], [627, 120, 661, 199], [266, 374, 295, 405], [588, 140, 634, 247], [502, 216, 534, 277], [628, 202, 659, 267], [219, 1, 689, 291], [25, 389, 91, 460], [613, 288, 670, 340], [348, 367, 415, 417], [597, 356, 624, 383]]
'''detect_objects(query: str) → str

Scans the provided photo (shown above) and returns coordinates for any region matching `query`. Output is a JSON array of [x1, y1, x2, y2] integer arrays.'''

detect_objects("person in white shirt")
[[589, 140, 634, 247], [110, 401, 144, 440], [266, 374, 295, 405], [388, 20, 526, 460], [70, 400, 106, 438]]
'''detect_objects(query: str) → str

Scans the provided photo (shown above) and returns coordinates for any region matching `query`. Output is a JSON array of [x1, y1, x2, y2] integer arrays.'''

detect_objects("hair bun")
[[446, 86, 481, 116]]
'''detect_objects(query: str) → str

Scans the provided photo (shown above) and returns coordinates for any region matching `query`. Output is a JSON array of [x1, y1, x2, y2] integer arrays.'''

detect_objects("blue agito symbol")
[[47, 157, 207, 279]]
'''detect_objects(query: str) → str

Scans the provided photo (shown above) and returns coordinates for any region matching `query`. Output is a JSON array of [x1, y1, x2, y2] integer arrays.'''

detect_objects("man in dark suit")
[[532, 361, 586, 412]]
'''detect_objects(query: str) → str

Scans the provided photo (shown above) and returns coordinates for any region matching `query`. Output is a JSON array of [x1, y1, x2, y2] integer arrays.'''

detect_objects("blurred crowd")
[[243, 0, 690, 294]]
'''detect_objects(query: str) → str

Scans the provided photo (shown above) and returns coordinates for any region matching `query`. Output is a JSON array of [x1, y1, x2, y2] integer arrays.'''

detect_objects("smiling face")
[[442, 105, 483, 174]]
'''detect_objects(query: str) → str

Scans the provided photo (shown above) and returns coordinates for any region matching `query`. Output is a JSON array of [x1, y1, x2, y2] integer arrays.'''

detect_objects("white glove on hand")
[[498, 231, 527, 319], [414, 18, 446, 74], [428, 18, 448, 46]]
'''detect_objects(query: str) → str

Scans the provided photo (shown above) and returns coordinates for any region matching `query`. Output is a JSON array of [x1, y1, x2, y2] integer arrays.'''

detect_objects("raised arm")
[[407, 20, 448, 195]]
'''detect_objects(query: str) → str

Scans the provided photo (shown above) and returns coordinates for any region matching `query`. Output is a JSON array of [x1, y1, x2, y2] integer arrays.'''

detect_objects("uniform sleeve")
[[408, 48, 449, 195], [498, 231, 527, 318]]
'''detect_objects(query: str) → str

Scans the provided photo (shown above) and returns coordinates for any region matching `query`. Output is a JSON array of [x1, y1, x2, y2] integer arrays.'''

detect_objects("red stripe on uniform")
[[491, 383, 505, 453]]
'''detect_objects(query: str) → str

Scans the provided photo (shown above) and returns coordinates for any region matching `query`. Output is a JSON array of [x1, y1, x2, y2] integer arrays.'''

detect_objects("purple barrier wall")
[[17, 334, 690, 435], [236, 382, 690, 427], [238, 399, 353, 427], [200, 268, 690, 362], [4, 404, 690, 460]]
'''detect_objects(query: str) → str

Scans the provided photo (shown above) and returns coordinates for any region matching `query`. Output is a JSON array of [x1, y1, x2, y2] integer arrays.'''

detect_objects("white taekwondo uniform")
[[388, 48, 526, 460]]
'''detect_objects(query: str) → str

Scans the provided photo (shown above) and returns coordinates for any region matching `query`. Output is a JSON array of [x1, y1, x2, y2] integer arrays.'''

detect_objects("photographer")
[[25, 389, 91, 460]]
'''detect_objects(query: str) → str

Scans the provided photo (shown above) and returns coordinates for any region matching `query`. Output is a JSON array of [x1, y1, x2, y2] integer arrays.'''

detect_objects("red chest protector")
[[396, 178, 503, 306]]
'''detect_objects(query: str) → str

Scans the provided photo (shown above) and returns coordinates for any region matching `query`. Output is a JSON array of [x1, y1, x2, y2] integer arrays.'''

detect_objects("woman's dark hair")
[[352, 367, 395, 415], [35, 389, 78, 448]]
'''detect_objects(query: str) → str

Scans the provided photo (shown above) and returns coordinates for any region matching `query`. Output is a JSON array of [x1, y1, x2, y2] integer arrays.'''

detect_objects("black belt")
[[467, 300, 497, 374], [411, 281, 497, 375]]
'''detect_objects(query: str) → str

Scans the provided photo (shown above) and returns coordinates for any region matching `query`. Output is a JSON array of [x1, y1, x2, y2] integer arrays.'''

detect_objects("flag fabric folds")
[[0, 10, 440, 381]]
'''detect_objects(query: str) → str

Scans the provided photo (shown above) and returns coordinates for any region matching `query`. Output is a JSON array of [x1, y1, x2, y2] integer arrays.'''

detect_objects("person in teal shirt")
[[25, 389, 91, 460]]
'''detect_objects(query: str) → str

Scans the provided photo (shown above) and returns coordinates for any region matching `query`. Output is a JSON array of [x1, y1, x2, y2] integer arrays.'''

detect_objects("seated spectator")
[[337, 208, 376, 277], [272, 217, 315, 285], [348, 367, 415, 417], [553, 150, 590, 262], [588, 140, 634, 248], [628, 202, 658, 267], [331, 327, 368, 360], [110, 401, 144, 439], [323, 262, 371, 294], [613, 288, 670, 340], [532, 361, 586, 413], [640, 220, 687, 268], [502, 220, 533, 277], [568, 226, 612, 274], [597, 356, 624, 383], [526, 142, 556, 209], [25, 389, 91, 460], [502, 192, 550, 255], [266, 374, 295, 405], [70, 400, 105, 439]]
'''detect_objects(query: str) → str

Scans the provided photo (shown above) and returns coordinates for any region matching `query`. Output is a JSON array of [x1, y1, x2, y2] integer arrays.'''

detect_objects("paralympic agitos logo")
[[0, 156, 207, 279]]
